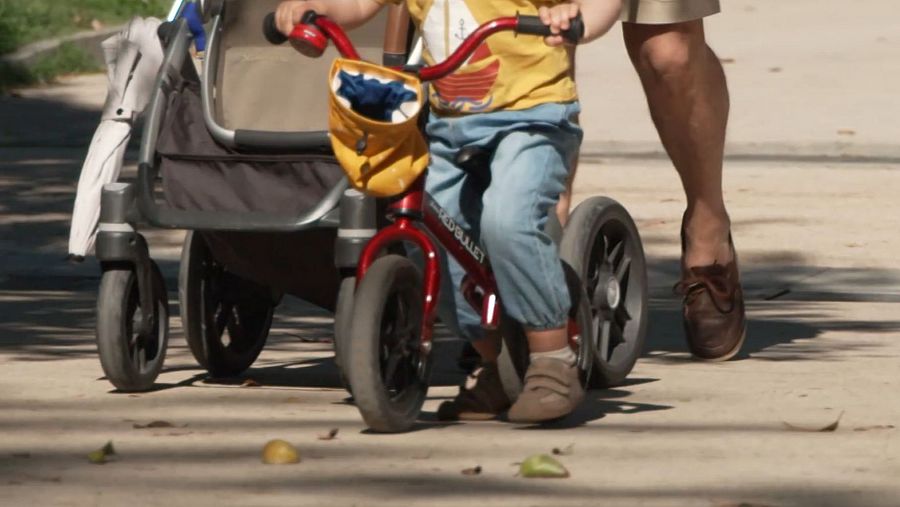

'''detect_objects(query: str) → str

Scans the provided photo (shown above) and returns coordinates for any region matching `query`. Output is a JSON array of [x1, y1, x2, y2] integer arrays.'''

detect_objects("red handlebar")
[[263, 12, 581, 81], [417, 18, 517, 81]]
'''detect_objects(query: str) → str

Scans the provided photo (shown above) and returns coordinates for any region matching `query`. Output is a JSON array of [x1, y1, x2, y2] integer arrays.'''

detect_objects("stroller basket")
[[137, 0, 390, 232]]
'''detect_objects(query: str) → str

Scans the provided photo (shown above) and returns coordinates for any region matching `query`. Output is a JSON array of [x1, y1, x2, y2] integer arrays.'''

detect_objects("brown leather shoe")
[[675, 234, 747, 361]]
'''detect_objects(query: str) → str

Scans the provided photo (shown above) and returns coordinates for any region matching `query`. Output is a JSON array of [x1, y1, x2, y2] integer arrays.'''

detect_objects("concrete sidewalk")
[[2, 1, 899, 505]]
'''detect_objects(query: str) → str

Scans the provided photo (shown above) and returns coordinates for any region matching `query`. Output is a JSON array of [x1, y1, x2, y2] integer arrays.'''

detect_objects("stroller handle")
[[263, 11, 582, 81]]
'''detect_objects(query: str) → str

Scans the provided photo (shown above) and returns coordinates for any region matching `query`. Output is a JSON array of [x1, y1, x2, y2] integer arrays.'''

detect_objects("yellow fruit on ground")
[[261, 439, 300, 465]]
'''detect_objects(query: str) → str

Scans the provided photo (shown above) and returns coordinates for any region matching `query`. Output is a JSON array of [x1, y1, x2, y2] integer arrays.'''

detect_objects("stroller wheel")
[[559, 197, 649, 388], [96, 262, 169, 392], [346, 255, 431, 433], [179, 232, 274, 378], [333, 276, 356, 393]]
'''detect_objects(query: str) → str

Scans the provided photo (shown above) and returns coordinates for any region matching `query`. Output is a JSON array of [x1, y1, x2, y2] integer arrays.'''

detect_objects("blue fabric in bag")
[[337, 71, 417, 122]]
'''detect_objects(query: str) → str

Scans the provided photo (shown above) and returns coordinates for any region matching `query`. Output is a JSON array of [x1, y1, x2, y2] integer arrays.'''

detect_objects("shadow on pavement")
[[0, 92, 104, 147]]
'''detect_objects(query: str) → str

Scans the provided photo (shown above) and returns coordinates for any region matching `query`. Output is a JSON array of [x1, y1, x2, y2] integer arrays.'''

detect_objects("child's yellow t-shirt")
[[376, 0, 577, 115]]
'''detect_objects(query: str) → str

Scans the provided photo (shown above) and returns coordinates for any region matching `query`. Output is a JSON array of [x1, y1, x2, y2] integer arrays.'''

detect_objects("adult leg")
[[623, 19, 745, 361], [623, 20, 732, 267]]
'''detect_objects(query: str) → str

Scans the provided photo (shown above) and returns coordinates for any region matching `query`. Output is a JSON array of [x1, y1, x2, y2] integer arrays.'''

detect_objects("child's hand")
[[275, 1, 326, 36], [538, 3, 581, 47]]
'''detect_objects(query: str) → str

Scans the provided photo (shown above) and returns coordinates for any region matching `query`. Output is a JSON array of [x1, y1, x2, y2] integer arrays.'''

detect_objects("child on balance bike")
[[275, 0, 622, 423]]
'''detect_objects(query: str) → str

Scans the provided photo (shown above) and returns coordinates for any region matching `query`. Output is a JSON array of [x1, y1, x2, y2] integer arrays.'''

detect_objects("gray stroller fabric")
[[157, 76, 345, 310]]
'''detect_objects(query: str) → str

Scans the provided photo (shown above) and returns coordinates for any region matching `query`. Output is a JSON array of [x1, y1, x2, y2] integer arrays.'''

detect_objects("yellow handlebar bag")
[[328, 59, 429, 197]]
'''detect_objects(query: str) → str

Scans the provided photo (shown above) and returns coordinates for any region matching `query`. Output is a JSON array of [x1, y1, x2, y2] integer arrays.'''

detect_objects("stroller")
[[93, 0, 413, 391]]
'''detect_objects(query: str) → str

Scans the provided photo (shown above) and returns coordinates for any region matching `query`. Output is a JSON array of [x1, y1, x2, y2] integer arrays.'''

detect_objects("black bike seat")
[[454, 146, 493, 183], [455, 146, 492, 172]]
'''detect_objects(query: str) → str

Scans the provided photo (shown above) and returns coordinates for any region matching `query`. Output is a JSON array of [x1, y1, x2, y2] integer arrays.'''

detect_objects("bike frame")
[[294, 14, 544, 355]]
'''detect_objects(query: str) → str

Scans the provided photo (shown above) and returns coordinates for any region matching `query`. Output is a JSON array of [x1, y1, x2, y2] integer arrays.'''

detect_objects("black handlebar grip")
[[263, 13, 288, 44], [516, 13, 584, 44]]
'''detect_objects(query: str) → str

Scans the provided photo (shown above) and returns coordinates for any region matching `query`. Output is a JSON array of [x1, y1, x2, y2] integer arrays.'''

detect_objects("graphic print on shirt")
[[421, 0, 499, 112]]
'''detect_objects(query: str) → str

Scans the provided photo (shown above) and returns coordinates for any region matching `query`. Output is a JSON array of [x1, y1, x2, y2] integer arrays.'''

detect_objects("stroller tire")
[[497, 317, 527, 403], [179, 231, 274, 378], [347, 255, 431, 433], [333, 276, 355, 393], [96, 262, 169, 392], [559, 197, 648, 388]]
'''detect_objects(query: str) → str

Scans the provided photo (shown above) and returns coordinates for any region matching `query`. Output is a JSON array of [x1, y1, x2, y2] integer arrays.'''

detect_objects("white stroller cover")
[[68, 17, 164, 256]]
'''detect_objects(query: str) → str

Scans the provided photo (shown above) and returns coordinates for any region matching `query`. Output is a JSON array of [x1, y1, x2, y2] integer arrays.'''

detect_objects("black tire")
[[346, 255, 431, 433], [333, 276, 356, 392], [200, 0, 224, 22], [497, 318, 527, 402], [96, 262, 169, 392], [179, 231, 274, 378], [559, 197, 648, 387]]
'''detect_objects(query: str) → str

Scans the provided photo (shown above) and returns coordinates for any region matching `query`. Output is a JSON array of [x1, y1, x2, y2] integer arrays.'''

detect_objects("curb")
[[1, 25, 125, 69], [581, 141, 900, 165]]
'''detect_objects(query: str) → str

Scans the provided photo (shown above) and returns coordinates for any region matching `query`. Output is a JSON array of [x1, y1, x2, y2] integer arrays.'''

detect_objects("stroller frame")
[[93, 1, 413, 391]]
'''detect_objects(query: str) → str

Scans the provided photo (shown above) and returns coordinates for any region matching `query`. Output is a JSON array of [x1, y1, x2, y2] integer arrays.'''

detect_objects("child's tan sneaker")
[[506, 357, 584, 423]]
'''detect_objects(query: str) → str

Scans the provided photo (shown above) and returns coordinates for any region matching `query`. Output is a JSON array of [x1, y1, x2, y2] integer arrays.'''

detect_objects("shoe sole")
[[456, 411, 500, 421], [691, 324, 747, 362]]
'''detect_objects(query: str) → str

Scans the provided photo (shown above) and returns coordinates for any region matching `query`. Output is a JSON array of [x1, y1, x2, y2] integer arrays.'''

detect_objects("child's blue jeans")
[[425, 102, 583, 341]]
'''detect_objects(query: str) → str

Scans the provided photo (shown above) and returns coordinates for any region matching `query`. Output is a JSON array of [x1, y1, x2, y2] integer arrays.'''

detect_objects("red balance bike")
[[264, 11, 648, 432]]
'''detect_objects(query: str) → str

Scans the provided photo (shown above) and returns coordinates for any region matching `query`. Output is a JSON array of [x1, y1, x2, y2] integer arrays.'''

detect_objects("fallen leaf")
[[716, 503, 778, 507], [768, 67, 782, 73], [87, 441, 115, 464], [261, 439, 300, 465], [719, 57, 736, 64], [552, 443, 575, 456], [90, 19, 105, 31], [519, 454, 569, 479], [241, 379, 261, 387], [461, 466, 482, 476], [853, 425, 895, 432], [318, 428, 339, 441], [837, 129, 856, 136], [133, 420, 177, 429], [783, 411, 843, 432]]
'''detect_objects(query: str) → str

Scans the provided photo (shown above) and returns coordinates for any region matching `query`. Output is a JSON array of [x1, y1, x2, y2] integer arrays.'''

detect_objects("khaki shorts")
[[621, 0, 720, 24]]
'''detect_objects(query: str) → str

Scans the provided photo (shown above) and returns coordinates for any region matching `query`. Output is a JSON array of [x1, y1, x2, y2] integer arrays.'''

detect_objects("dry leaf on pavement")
[[552, 443, 574, 456], [87, 441, 116, 464], [318, 428, 339, 440], [133, 420, 177, 429]]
